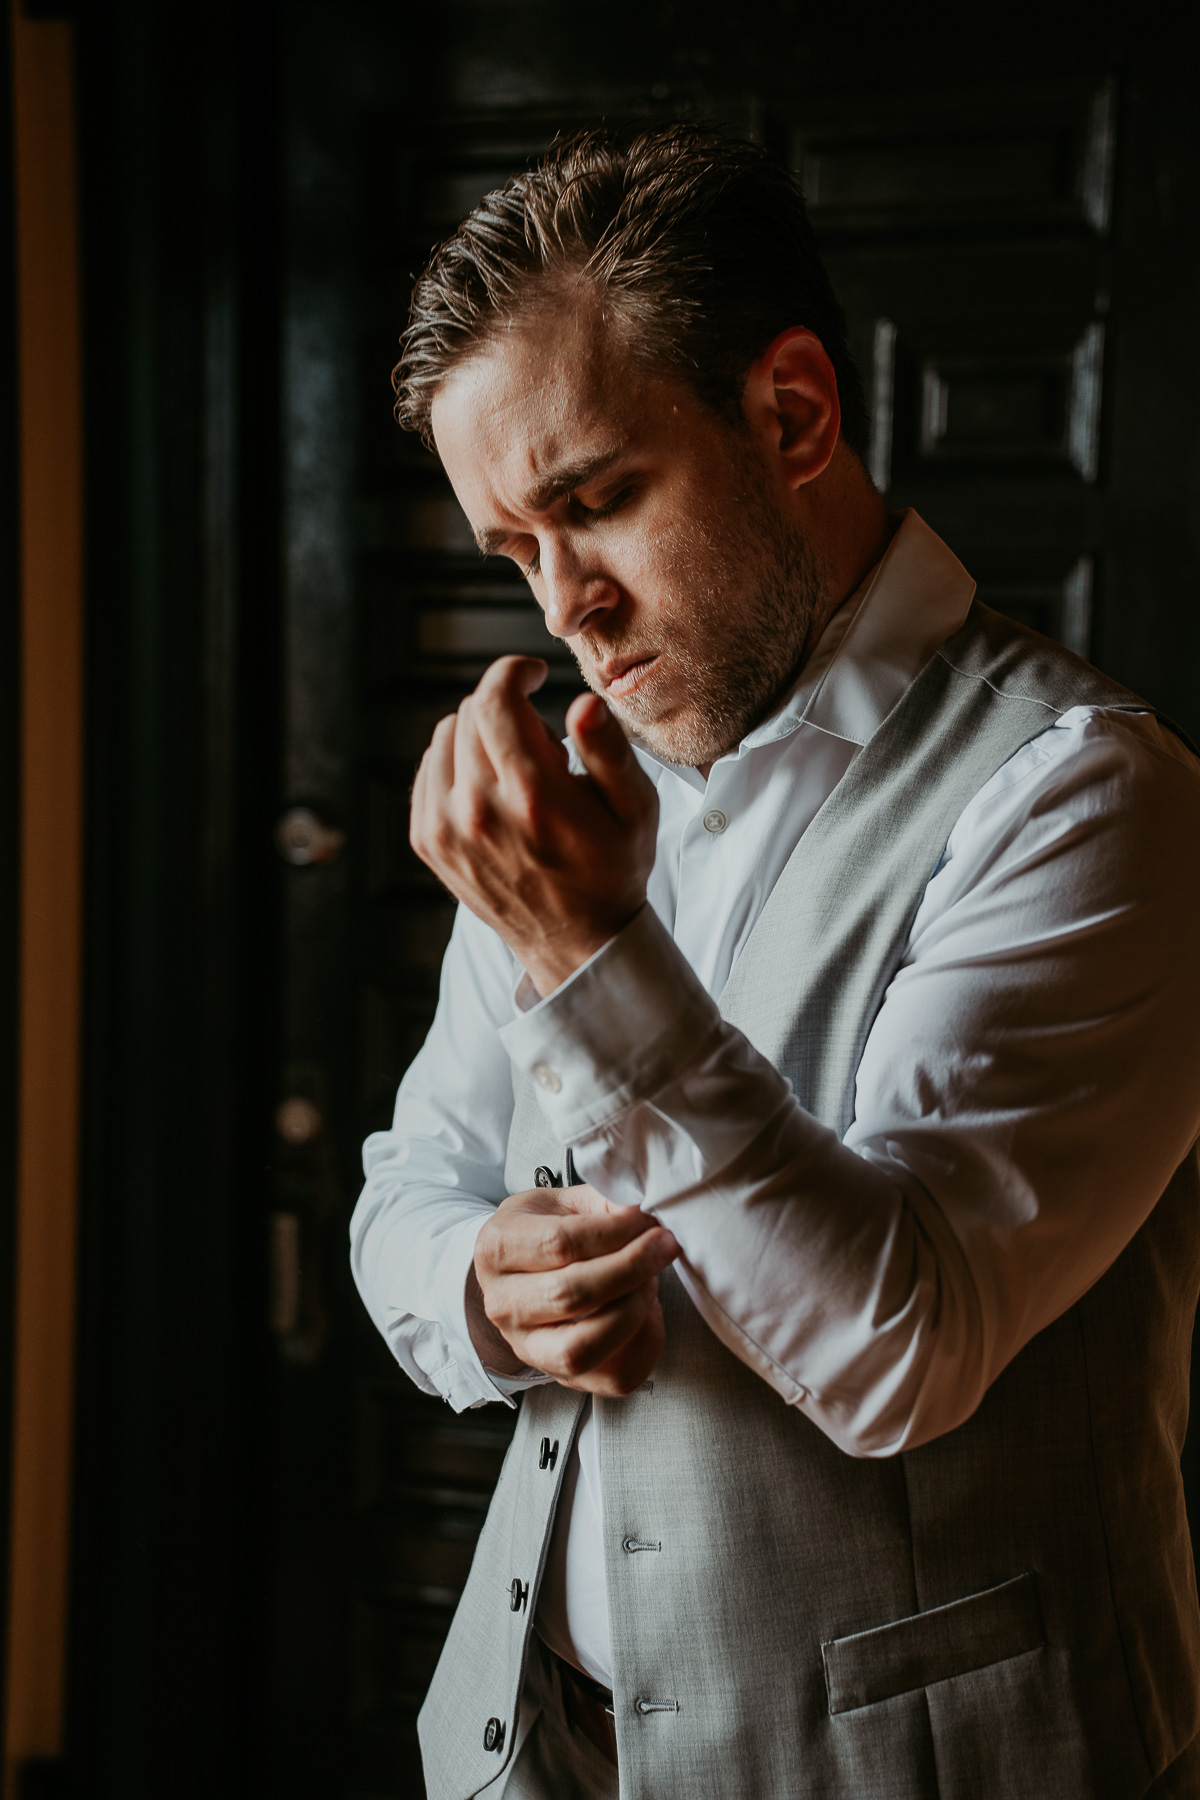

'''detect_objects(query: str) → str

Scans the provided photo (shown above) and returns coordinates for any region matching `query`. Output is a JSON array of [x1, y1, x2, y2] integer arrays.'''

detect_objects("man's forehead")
[[431, 306, 655, 513], [439, 301, 639, 426]]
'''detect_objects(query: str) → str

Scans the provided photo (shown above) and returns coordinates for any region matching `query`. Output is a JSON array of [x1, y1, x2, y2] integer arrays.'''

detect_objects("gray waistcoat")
[[418, 604, 1200, 1800]]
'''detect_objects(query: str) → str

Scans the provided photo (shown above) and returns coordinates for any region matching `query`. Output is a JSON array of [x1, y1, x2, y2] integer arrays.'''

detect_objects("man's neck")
[[695, 476, 895, 781], [797, 464, 896, 671]]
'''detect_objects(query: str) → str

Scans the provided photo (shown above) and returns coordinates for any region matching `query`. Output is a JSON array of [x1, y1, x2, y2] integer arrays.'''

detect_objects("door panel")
[[792, 74, 1116, 235]]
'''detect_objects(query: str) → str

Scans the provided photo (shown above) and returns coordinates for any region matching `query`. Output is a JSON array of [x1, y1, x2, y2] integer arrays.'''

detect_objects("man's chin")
[[614, 701, 733, 769], [588, 660, 742, 765]]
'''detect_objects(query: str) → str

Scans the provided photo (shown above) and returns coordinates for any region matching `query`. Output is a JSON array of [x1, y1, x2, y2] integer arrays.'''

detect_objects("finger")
[[483, 1214, 674, 1289], [521, 1280, 659, 1382], [426, 709, 458, 789], [410, 712, 457, 860], [553, 1191, 682, 1263], [493, 1181, 661, 1234], [504, 1181, 659, 1223], [565, 692, 656, 827], [470, 657, 565, 787], [586, 1292, 666, 1394], [481, 1197, 672, 1276], [553, 1181, 642, 1218], [527, 1181, 662, 1226], [493, 1225, 678, 1329], [452, 693, 499, 797], [481, 654, 549, 701]]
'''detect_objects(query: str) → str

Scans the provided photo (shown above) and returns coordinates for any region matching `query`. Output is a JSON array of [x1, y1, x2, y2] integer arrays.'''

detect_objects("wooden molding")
[[4, 2, 82, 1789]]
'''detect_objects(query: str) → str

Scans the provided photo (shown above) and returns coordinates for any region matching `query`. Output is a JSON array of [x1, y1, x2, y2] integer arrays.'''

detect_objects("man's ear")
[[743, 327, 841, 491]]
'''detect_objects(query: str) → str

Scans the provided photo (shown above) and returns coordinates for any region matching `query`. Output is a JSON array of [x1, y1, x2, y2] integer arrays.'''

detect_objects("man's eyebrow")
[[521, 446, 626, 512], [472, 446, 628, 556]]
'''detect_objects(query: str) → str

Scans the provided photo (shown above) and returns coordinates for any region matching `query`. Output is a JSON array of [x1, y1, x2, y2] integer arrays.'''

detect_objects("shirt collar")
[[786, 508, 976, 749]]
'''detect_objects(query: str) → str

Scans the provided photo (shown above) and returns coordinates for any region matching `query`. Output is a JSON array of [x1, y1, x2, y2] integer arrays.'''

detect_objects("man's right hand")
[[467, 1184, 679, 1397]]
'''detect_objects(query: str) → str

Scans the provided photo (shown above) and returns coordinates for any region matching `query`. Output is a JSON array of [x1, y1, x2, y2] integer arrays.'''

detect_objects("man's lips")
[[601, 653, 659, 700]]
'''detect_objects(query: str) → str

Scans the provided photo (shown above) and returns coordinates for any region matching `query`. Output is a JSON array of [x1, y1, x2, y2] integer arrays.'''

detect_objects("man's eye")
[[578, 486, 634, 520]]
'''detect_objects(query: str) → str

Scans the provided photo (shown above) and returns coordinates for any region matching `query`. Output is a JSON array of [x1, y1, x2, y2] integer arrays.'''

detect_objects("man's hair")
[[392, 122, 868, 458]]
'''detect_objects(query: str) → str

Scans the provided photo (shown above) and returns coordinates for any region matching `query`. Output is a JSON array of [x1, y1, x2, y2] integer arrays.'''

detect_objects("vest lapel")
[[719, 601, 1149, 1135]]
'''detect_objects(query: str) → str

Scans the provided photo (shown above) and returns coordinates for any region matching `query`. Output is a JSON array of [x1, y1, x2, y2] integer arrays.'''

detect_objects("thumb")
[[567, 692, 654, 825], [560, 1183, 662, 1230], [557, 1180, 612, 1216]]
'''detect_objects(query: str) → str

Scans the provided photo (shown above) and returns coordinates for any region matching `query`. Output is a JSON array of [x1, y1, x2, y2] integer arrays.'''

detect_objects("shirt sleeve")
[[500, 709, 1200, 1456], [350, 902, 550, 1412]]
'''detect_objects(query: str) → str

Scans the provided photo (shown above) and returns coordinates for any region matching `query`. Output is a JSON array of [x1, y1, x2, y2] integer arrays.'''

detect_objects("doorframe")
[[0, 0, 22, 1785]]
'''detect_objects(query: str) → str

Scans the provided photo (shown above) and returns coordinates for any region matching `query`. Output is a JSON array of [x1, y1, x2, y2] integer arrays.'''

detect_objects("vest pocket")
[[822, 1571, 1044, 1714]]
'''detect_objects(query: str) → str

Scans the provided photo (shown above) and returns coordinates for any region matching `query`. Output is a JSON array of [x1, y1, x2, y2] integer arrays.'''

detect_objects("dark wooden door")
[[269, 17, 1200, 1796]]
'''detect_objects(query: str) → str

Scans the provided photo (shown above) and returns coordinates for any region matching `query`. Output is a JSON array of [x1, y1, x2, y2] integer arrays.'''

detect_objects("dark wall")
[[66, 1, 282, 1792], [1102, 63, 1200, 728]]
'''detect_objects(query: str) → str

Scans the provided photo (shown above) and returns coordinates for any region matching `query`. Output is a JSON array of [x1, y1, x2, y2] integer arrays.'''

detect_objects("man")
[[350, 124, 1200, 1799]]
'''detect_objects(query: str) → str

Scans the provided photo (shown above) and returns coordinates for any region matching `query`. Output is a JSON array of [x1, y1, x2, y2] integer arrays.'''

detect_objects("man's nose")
[[538, 534, 620, 641]]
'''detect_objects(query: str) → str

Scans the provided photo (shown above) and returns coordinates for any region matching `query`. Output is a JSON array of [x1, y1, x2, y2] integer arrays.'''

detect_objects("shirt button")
[[702, 809, 728, 835], [532, 1061, 562, 1094]]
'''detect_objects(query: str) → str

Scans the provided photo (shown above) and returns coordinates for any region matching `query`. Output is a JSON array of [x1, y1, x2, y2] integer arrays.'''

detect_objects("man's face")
[[431, 295, 827, 766]]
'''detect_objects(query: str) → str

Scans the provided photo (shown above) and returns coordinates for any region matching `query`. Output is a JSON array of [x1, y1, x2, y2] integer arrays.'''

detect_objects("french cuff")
[[436, 1211, 550, 1409], [499, 903, 722, 1140]]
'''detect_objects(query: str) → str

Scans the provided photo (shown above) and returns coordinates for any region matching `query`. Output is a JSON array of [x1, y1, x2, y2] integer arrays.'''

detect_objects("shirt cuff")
[[499, 904, 722, 1141]]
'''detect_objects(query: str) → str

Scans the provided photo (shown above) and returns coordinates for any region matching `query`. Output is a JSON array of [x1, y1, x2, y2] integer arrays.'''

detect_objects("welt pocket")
[[822, 1571, 1044, 1715]]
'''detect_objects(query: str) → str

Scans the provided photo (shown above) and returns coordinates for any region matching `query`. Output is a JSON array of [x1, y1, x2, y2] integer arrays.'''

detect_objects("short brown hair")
[[392, 122, 867, 457]]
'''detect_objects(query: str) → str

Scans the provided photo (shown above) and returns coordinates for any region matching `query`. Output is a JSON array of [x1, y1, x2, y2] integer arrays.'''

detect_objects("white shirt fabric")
[[350, 510, 1200, 1691]]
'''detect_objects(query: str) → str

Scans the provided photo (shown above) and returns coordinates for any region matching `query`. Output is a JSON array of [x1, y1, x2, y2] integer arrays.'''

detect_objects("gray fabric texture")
[[822, 1571, 1044, 1714], [417, 1380, 586, 1797], [418, 604, 1200, 1799]]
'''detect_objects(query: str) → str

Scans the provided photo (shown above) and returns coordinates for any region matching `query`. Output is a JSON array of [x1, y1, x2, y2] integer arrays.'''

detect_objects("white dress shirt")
[[350, 511, 1200, 1690]]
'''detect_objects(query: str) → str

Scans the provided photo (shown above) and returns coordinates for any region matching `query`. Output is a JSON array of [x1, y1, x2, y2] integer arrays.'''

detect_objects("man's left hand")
[[411, 655, 659, 995]]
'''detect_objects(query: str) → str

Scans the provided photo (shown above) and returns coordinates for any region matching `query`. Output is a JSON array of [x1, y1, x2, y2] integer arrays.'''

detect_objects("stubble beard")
[[577, 456, 830, 768]]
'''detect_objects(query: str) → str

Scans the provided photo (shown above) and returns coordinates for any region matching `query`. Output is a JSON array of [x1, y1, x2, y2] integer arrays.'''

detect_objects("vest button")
[[509, 1576, 530, 1612], [539, 1436, 559, 1470], [533, 1165, 561, 1188], [702, 808, 728, 834], [483, 1716, 506, 1752]]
